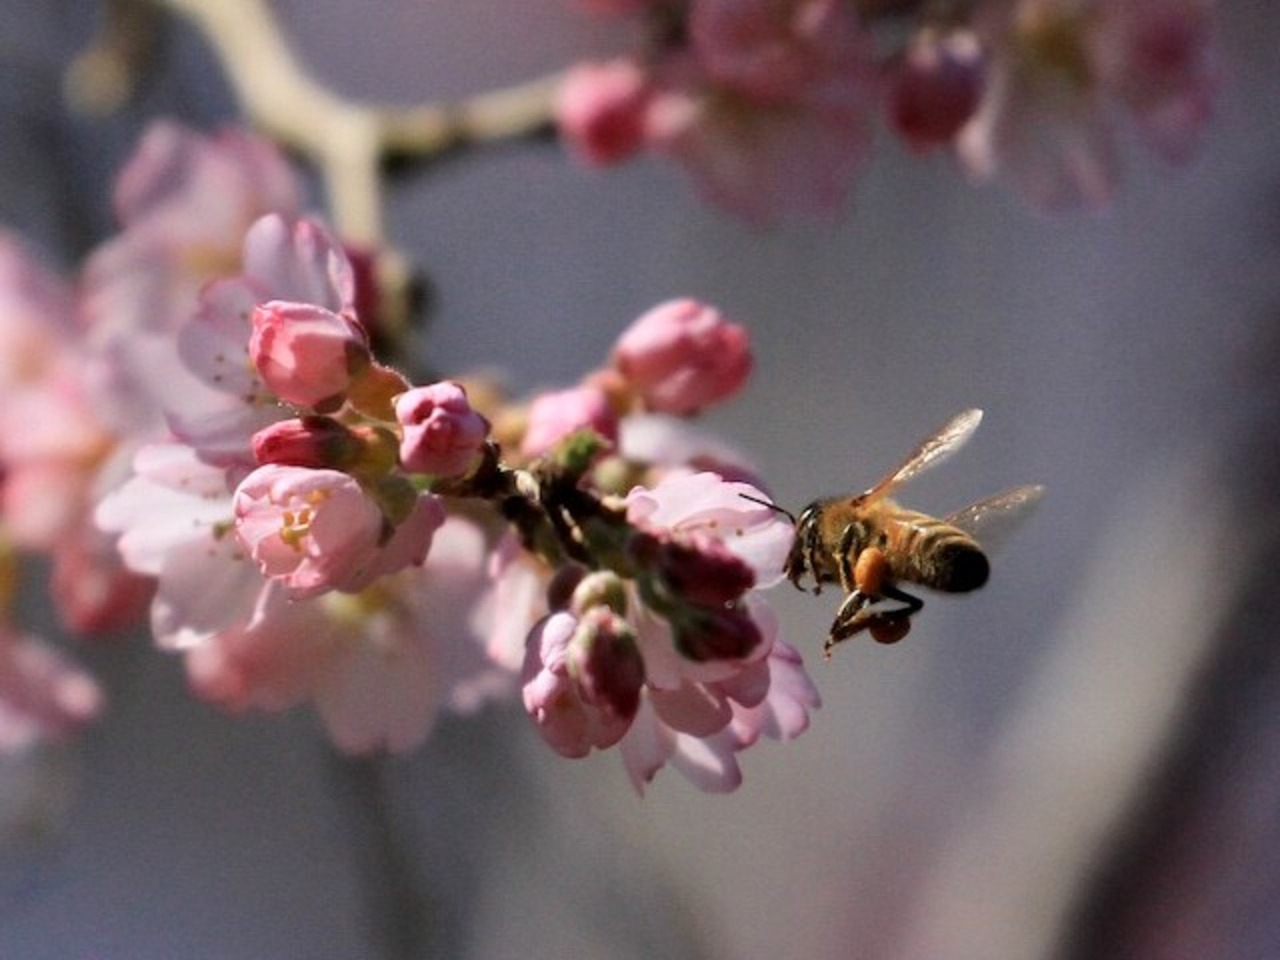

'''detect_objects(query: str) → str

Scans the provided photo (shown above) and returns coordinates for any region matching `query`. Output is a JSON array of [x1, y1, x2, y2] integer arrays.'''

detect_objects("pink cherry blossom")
[[688, 0, 864, 105], [625, 470, 794, 588], [618, 603, 818, 793], [233, 464, 444, 599], [557, 60, 653, 167], [646, 71, 876, 225], [0, 630, 104, 752], [249, 300, 371, 410], [503, 468, 817, 791], [957, 0, 1218, 212], [394, 381, 490, 478], [1089, 0, 1218, 163], [611, 298, 753, 414], [522, 609, 645, 757], [521, 384, 619, 457]]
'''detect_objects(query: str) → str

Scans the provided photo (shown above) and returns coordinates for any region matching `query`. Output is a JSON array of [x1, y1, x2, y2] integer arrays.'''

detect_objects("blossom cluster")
[[0, 124, 817, 792], [559, 0, 1219, 220]]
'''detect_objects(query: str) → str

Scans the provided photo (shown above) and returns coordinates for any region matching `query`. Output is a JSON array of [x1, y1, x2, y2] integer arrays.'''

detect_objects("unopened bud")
[[250, 300, 371, 409], [886, 28, 986, 152], [252, 416, 363, 468], [569, 570, 628, 617], [394, 381, 490, 478], [611, 299, 753, 415], [569, 607, 645, 727]]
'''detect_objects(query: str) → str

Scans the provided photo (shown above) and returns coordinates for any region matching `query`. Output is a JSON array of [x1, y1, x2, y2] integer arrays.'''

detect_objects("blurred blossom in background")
[[1, 2, 1279, 959]]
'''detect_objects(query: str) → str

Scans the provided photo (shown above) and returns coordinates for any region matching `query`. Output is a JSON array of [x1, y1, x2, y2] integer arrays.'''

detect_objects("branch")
[[152, 0, 557, 245]]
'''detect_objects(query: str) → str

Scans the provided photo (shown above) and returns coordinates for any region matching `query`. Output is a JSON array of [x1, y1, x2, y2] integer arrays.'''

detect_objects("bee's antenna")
[[739, 492, 797, 525]]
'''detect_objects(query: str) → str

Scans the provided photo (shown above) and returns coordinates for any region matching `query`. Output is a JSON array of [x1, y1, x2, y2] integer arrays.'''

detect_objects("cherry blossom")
[[557, 0, 879, 224], [522, 608, 645, 757], [249, 300, 371, 410], [958, 0, 1218, 211], [232, 464, 445, 600]]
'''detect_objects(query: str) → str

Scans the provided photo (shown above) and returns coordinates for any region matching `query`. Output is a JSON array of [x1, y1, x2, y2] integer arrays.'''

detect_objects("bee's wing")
[[860, 408, 984, 502], [944, 484, 1045, 552]]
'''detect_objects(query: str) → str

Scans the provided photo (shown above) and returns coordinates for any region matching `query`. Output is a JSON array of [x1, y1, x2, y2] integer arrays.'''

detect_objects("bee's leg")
[[824, 589, 871, 659], [880, 583, 924, 619]]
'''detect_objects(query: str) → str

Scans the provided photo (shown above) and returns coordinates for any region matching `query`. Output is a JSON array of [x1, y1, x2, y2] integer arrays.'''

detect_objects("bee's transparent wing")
[[945, 484, 1045, 552], [861, 408, 984, 502]]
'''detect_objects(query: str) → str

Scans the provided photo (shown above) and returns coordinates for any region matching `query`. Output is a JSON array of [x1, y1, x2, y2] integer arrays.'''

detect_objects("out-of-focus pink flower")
[[647, 72, 876, 225], [886, 29, 987, 152], [112, 121, 302, 242], [650, 0, 877, 224], [1090, 0, 1218, 162], [0, 630, 103, 752], [689, 0, 863, 104], [958, 0, 1218, 212], [611, 298, 753, 414], [557, 60, 653, 166], [101, 443, 512, 753], [395, 381, 490, 478], [80, 123, 305, 436], [522, 609, 645, 757], [521, 384, 619, 457], [249, 301, 370, 410], [233, 464, 444, 599]]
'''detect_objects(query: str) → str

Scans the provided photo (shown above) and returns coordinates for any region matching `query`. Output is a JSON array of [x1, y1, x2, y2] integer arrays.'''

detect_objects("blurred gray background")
[[2, 2, 1279, 958]]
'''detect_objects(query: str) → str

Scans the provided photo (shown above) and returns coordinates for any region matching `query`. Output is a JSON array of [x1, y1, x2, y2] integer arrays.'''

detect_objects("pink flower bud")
[[249, 300, 371, 409], [886, 29, 986, 152], [568, 607, 645, 726], [611, 299, 753, 415], [521, 609, 644, 758], [252, 416, 363, 469], [556, 60, 652, 167], [394, 381, 490, 478], [233, 464, 444, 598], [520, 385, 619, 458]]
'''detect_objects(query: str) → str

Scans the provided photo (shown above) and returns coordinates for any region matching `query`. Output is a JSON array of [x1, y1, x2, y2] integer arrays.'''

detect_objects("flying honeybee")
[[778, 409, 1043, 658]]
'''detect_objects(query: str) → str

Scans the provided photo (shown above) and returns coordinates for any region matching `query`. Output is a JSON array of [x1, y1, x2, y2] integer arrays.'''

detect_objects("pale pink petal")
[[667, 728, 743, 793], [240, 215, 355, 313]]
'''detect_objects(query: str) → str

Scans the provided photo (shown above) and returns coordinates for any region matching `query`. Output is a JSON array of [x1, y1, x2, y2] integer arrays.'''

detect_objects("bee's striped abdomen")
[[889, 512, 990, 593]]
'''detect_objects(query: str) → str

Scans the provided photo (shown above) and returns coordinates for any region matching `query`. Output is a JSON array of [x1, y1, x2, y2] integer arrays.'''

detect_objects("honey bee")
[[781, 409, 1043, 657]]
